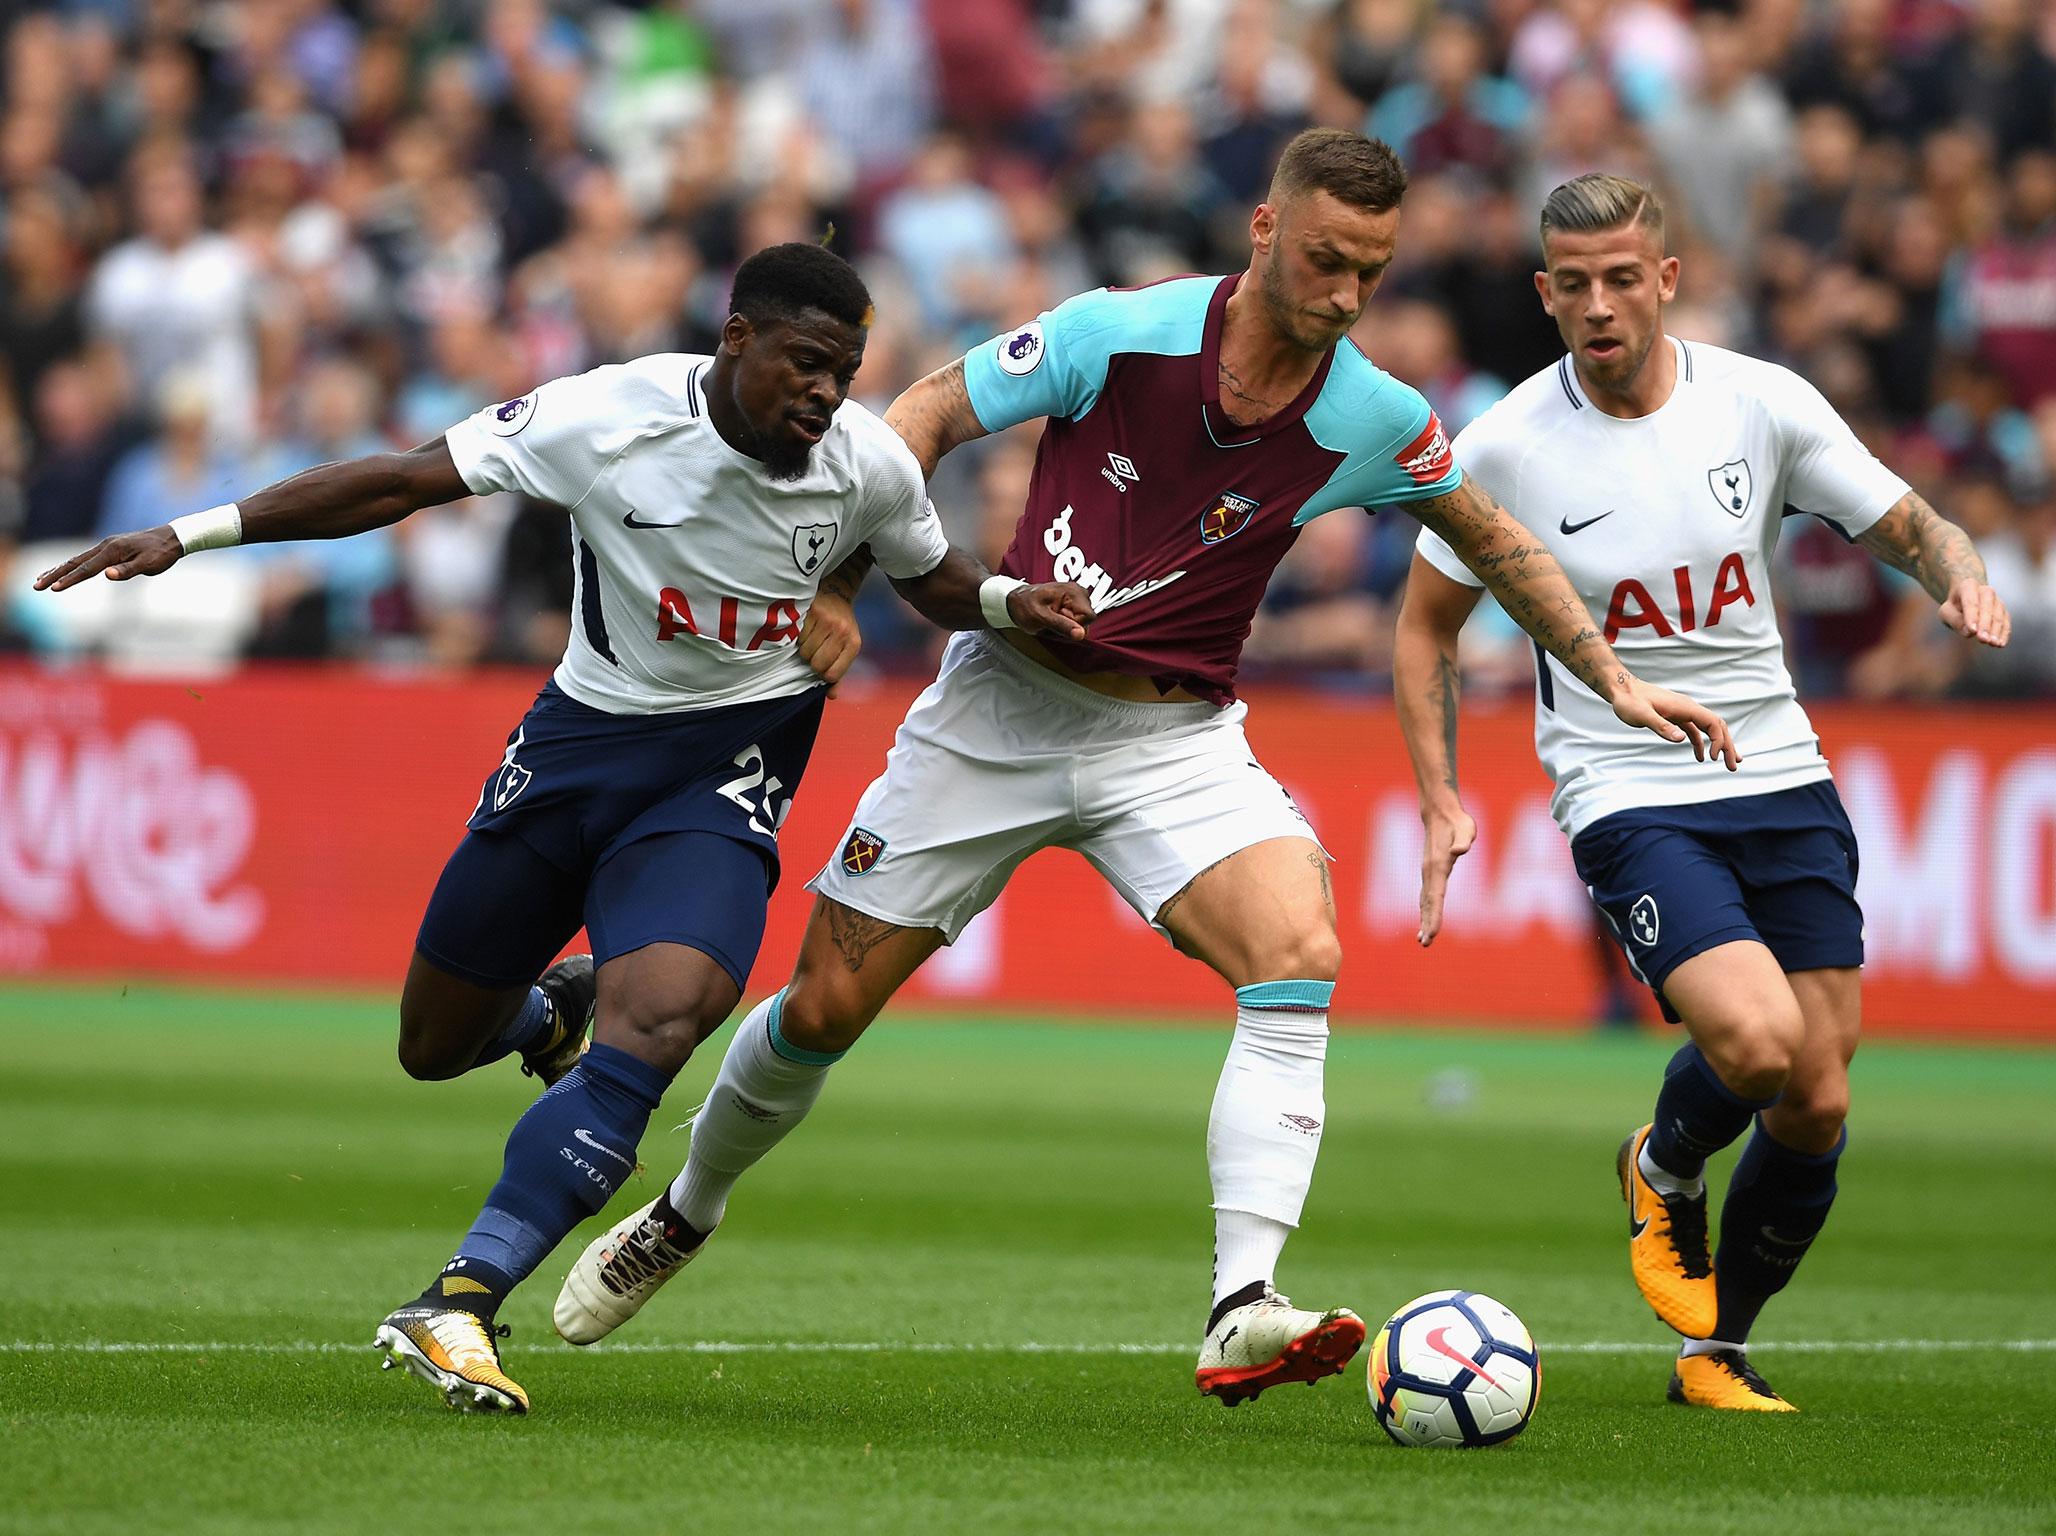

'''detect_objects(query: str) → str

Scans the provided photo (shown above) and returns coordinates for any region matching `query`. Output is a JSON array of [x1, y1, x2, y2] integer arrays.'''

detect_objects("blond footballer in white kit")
[[1396, 175, 2011, 1414]]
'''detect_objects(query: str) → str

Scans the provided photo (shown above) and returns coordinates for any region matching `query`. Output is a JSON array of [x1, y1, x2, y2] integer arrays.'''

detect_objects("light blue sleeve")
[[1296, 354, 1465, 523], [961, 280, 1209, 433]]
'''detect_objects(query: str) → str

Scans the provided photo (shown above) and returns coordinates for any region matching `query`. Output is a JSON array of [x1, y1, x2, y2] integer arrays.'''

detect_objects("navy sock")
[[1713, 1121, 1843, 1344], [1647, 1043, 1778, 1179], [466, 985, 556, 1070], [435, 1043, 671, 1316]]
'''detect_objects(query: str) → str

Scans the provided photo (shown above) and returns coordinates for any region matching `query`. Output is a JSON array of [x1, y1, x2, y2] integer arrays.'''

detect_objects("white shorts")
[[808, 631, 1323, 942]]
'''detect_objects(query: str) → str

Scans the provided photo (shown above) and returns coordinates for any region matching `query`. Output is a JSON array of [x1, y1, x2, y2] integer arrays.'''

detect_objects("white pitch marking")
[[3, 1338, 2053, 1357]]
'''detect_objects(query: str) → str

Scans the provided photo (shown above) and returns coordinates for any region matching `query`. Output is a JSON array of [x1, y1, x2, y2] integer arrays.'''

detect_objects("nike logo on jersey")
[[1630, 1212, 1650, 1239], [573, 1127, 634, 1170], [1559, 510, 1615, 535], [622, 508, 685, 530]]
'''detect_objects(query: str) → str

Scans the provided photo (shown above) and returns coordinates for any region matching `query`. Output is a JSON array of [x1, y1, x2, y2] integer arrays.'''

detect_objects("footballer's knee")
[[602, 986, 731, 1076], [774, 980, 871, 1057], [396, 951, 528, 1080], [395, 1024, 469, 1081], [1283, 923, 1344, 984], [1703, 1010, 1802, 1101], [395, 994, 507, 1081], [1765, 1074, 1849, 1155], [1218, 922, 1342, 990]]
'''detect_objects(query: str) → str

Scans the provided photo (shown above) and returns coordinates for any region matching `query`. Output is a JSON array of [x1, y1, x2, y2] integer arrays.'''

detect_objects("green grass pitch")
[[3, 983, 2052, 1535]]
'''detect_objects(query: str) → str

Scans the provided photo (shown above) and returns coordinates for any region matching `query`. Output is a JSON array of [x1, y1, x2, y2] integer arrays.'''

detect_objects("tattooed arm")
[[1855, 490, 2012, 648], [1393, 552, 1485, 945], [883, 358, 991, 480], [1409, 473, 1739, 767]]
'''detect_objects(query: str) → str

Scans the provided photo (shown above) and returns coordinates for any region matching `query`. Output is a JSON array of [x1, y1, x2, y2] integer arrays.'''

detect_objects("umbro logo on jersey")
[[622, 507, 685, 530], [1559, 509, 1615, 535], [1201, 491, 1260, 545], [1709, 459, 1752, 517], [1100, 452, 1139, 491]]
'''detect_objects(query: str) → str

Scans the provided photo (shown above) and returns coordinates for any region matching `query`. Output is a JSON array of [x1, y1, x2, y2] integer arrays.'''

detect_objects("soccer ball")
[[1368, 1290, 1540, 1448]]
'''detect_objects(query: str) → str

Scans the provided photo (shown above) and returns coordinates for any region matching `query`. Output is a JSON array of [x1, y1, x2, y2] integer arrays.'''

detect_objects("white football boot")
[[554, 1197, 710, 1344], [1195, 1285, 1367, 1406]]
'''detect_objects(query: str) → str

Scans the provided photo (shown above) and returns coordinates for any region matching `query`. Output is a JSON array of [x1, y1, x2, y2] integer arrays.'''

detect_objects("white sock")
[[1213, 1208, 1288, 1307], [1207, 981, 1331, 1308], [1680, 1337, 1746, 1359], [668, 989, 841, 1233], [1640, 1142, 1707, 1199]]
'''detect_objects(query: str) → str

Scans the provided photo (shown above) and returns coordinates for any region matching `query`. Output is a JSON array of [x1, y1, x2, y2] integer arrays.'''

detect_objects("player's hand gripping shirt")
[[963, 275, 1465, 705], [1416, 339, 1909, 836], [446, 355, 947, 714]]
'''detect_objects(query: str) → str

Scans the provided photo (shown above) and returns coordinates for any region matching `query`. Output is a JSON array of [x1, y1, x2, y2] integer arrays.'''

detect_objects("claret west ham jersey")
[[1416, 337, 1910, 837], [963, 274, 1466, 705], [446, 355, 948, 715]]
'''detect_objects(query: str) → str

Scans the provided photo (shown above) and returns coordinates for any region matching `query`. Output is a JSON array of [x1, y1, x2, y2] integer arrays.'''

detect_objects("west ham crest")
[[1201, 491, 1261, 545], [1708, 460, 1752, 517], [793, 521, 838, 576], [841, 827, 885, 875]]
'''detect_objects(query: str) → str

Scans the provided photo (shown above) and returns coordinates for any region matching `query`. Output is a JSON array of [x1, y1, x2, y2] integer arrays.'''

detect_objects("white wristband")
[[979, 575, 1027, 630], [169, 503, 243, 554]]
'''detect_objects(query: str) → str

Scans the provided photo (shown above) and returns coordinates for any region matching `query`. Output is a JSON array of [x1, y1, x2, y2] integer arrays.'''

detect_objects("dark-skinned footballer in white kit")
[[1394, 174, 2010, 1412], [36, 242, 1094, 1415], [548, 131, 1739, 1409]]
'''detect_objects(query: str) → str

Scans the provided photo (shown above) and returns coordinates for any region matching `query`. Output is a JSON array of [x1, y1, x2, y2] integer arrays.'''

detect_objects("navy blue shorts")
[[415, 682, 825, 992], [1571, 781, 1864, 1022]]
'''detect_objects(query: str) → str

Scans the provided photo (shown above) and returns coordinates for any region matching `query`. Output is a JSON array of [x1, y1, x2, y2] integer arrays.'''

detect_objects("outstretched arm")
[[1855, 489, 2011, 648], [1394, 553, 1486, 946], [35, 438, 470, 591], [1409, 473, 1740, 768], [883, 359, 991, 480], [890, 547, 1093, 638]]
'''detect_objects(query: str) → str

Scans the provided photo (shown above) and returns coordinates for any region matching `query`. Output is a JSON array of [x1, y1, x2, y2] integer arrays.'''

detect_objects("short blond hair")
[[1539, 174, 1665, 245]]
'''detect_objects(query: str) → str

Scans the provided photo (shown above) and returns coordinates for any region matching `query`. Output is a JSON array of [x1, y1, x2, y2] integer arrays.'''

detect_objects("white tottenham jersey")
[[446, 355, 948, 714], [1418, 338, 1909, 838]]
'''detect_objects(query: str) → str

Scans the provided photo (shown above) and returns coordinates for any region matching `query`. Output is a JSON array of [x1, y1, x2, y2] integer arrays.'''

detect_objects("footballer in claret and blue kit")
[[968, 271, 1464, 705], [548, 130, 1733, 1418]]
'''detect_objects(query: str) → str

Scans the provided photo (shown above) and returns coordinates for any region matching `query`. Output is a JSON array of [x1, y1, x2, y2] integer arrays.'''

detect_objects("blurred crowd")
[[0, 0, 2051, 697]]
